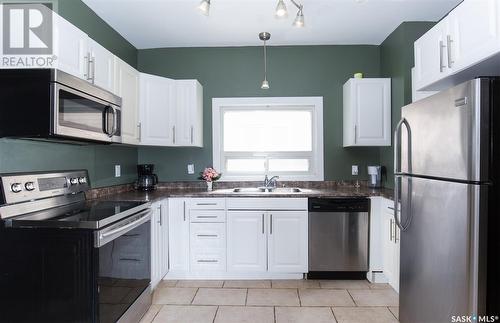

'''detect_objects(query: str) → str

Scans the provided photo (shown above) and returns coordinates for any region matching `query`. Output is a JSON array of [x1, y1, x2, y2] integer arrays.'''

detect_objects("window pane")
[[226, 159, 265, 173], [268, 159, 310, 172], [223, 109, 312, 152]]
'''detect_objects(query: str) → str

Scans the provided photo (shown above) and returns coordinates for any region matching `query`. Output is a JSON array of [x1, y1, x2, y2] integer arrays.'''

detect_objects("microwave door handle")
[[102, 106, 110, 136], [110, 106, 118, 136]]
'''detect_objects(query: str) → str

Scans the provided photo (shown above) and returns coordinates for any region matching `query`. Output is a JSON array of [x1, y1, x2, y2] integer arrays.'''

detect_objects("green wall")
[[137, 46, 382, 181], [379, 22, 434, 187], [0, 0, 139, 188]]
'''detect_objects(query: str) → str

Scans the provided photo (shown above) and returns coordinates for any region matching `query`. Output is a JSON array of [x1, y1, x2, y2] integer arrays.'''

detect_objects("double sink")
[[232, 187, 304, 193]]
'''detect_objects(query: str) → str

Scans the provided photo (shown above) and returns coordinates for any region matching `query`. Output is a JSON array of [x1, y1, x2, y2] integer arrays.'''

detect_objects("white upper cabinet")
[[139, 75, 204, 147], [414, 19, 450, 90], [88, 39, 115, 92], [175, 80, 203, 147], [267, 211, 308, 273], [448, 0, 500, 72], [139, 73, 176, 146], [53, 14, 88, 79], [343, 78, 391, 147], [115, 58, 140, 145], [414, 0, 500, 91]]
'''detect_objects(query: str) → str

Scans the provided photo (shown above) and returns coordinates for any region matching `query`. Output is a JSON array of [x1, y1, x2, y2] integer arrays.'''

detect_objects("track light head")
[[197, 0, 210, 16], [293, 7, 305, 27]]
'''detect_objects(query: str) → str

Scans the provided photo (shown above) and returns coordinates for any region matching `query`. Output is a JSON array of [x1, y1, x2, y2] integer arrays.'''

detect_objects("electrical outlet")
[[115, 165, 121, 177], [352, 165, 359, 176], [187, 164, 195, 175]]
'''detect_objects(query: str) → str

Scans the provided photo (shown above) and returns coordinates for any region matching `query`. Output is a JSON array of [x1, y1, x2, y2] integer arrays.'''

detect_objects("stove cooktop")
[[6, 200, 149, 229]]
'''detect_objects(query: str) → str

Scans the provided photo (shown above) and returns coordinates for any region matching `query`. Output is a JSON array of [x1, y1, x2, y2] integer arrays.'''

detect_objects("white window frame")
[[212, 97, 324, 181]]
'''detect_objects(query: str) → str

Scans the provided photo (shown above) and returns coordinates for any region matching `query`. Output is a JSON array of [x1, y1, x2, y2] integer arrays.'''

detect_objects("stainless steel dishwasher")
[[308, 198, 369, 277]]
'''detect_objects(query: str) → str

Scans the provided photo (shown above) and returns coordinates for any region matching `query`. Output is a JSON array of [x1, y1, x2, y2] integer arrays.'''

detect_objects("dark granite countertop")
[[99, 186, 394, 203]]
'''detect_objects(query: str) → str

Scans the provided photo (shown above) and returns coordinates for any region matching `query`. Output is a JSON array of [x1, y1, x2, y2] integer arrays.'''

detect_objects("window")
[[212, 97, 324, 181]]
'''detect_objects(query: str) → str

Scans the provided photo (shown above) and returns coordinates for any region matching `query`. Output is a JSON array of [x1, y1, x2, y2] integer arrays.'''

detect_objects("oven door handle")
[[96, 209, 151, 247]]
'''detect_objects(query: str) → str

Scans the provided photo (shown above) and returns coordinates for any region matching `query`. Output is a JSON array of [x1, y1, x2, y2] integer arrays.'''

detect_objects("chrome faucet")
[[263, 175, 280, 189]]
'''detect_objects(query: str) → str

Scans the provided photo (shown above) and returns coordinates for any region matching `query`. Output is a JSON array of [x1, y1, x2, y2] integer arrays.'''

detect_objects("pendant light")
[[293, 6, 305, 27], [259, 32, 270, 90], [197, 0, 211, 16]]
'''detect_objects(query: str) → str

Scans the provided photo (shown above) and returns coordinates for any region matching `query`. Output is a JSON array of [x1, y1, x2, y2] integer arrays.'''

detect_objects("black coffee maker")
[[136, 164, 158, 191]]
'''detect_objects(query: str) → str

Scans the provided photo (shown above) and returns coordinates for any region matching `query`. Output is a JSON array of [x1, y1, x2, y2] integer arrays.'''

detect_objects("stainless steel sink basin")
[[231, 187, 304, 193]]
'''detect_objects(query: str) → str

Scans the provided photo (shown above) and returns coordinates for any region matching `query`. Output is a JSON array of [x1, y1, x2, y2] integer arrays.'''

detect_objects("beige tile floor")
[[140, 279, 399, 323]]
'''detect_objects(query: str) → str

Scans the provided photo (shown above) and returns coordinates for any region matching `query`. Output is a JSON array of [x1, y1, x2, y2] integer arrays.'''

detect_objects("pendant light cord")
[[263, 39, 267, 81]]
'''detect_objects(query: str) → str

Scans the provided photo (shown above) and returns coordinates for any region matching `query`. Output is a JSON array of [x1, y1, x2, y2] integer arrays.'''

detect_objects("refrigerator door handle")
[[394, 118, 413, 231]]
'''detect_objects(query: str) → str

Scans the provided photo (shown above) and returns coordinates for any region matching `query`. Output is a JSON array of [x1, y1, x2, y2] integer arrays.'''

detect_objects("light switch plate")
[[187, 164, 195, 175], [352, 165, 358, 176], [115, 165, 121, 177]]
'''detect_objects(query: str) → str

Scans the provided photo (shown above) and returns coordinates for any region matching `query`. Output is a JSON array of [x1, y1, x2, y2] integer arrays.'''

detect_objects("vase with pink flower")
[[199, 167, 221, 191]]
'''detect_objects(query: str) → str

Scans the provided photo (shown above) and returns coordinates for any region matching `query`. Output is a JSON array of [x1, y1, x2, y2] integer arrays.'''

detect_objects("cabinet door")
[[150, 202, 162, 288], [88, 39, 115, 92], [168, 199, 189, 272], [114, 58, 140, 145], [381, 210, 395, 285], [227, 211, 267, 272], [53, 14, 88, 79], [354, 79, 391, 146], [174, 80, 203, 147], [414, 19, 450, 91], [392, 223, 400, 293], [448, 0, 500, 73], [139, 73, 176, 146], [268, 211, 308, 273], [159, 200, 169, 279]]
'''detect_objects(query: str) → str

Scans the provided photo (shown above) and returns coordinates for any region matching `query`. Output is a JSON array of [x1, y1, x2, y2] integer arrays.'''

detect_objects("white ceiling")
[[81, 0, 461, 49]]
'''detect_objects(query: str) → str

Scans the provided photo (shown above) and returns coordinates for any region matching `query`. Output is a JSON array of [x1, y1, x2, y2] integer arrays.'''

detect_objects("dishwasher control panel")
[[308, 198, 369, 212]]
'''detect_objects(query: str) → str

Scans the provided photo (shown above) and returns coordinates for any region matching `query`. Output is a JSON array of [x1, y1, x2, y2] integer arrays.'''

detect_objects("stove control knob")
[[11, 183, 22, 193], [70, 178, 79, 185], [25, 182, 35, 191], [78, 177, 87, 184]]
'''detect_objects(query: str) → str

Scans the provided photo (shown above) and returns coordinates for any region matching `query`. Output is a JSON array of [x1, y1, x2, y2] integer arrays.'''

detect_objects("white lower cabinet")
[[168, 198, 190, 272], [369, 197, 400, 292], [151, 199, 169, 289], [165, 198, 308, 279], [268, 211, 308, 273], [227, 211, 267, 273]]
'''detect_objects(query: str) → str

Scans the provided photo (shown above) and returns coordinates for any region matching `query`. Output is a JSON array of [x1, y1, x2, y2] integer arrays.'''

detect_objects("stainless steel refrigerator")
[[394, 78, 499, 323]]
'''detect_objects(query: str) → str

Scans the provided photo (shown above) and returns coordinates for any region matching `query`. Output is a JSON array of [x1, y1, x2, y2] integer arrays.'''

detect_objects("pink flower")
[[200, 167, 221, 182]]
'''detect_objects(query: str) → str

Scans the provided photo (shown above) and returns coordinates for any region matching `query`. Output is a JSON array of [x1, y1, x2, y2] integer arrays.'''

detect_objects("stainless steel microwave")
[[0, 69, 122, 144]]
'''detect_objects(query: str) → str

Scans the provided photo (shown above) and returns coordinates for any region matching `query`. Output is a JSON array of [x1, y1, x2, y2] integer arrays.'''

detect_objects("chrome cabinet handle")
[[196, 215, 217, 219], [262, 214, 265, 234], [197, 259, 218, 263], [196, 202, 217, 206], [197, 234, 218, 238], [446, 35, 454, 68], [190, 126, 194, 144], [270, 214, 273, 235], [158, 204, 162, 226], [172, 126, 176, 144], [389, 218, 394, 242], [395, 224, 400, 243], [183, 200, 186, 221], [354, 125, 357, 144], [137, 122, 141, 141], [439, 40, 446, 72], [84, 53, 91, 80]]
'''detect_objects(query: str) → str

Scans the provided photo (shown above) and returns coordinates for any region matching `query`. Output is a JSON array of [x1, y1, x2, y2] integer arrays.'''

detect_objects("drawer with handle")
[[190, 210, 226, 223], [190, 249, 226, 272], [190, 223, 226, 249], [188, 198, 226, 210]]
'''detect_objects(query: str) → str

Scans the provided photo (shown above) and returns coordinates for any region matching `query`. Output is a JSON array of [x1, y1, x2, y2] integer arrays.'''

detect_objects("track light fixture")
[[276, 0, 305, 27], [197, 0, 210, 16], [196, 0, 305, 28]]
